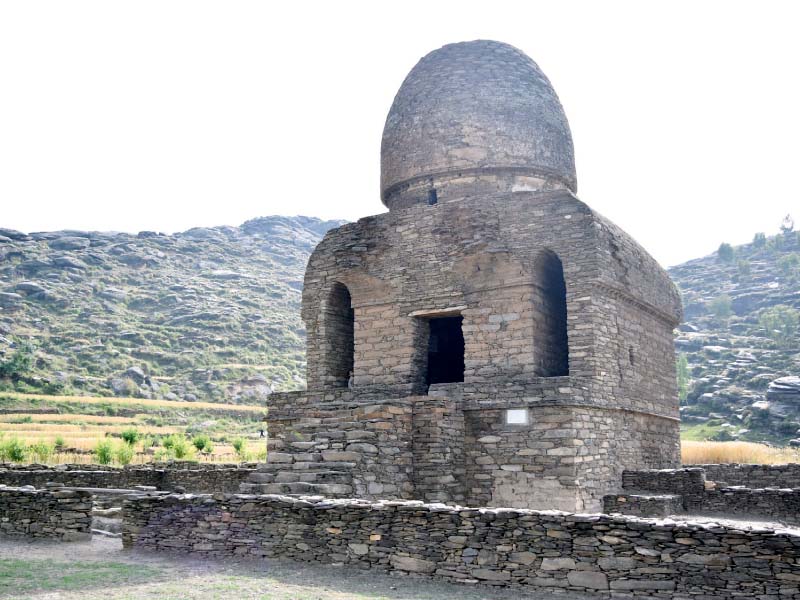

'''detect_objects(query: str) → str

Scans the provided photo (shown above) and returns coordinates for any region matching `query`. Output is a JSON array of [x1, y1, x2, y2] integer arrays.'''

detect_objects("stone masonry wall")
[[123, 492, 800, 596], [266, 398, 415, 499], [702, 487, 800, 525], [699, 463, 800, 488], [0, 485, 92, 540], [619, 467, 800, 524], [411, 395, 465, 503], [0, 463, 255, 493]]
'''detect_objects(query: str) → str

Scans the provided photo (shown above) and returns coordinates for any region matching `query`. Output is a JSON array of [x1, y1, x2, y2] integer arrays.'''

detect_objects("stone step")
[[271, 470, 353, 484], [603, 493, 684, 518], [241, 482, 353, 497], [254, 461, 357, 473]]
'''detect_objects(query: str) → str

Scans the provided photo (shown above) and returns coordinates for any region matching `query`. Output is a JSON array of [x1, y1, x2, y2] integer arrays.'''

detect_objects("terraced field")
[[0, 392, 266, 464]]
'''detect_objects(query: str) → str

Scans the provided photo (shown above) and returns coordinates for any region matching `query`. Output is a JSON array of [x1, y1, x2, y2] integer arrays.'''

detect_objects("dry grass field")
[[682, 440, 800, 464], [0, 391, 265, 413]]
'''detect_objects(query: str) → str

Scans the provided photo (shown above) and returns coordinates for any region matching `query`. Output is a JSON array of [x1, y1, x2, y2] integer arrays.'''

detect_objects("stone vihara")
[[254, 39, 683, 513]]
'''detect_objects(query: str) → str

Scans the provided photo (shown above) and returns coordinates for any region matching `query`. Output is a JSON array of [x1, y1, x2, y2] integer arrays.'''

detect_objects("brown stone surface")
[[264, 39, 683, 512]]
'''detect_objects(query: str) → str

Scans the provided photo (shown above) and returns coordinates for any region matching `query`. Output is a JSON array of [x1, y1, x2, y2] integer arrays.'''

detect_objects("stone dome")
[[380, 40, 577, 210]]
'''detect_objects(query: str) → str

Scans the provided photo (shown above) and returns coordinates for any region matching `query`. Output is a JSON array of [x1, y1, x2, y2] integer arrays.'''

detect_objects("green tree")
[[778, 253, 800, 282], [192, 434, 211, 452], [676, 354, 690, 403], [717, 243, 735, 263], [94, 439, 113, 465], [121, 428, 140, 446], [1, 437, 27, 462], [759, 304, 799, 348], [708, 294, 733, 327], [736, 259, 752, 279], [753, 232, 767, 248], [0, 340, 35, 380]]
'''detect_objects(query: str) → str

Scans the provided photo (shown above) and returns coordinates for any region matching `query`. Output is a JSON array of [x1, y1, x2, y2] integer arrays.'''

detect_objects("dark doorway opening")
[[325, 282, 354, 387], [533, 250, 569, 377], [426, 316, 465, 385]]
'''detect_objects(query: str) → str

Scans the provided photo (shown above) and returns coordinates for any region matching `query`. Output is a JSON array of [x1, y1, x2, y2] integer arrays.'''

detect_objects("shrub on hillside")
[[95, 439, 113, 465], [753, 232, 767, 247], [192, 434, 211, 452], [708, 294, 733, 326], [29, 441, 54, 463], [0, 437, 27, 462], [717, 242, 735, 263], [121, 428, 140, 446], [115, 442, 134, 465], [759, 304, 799, 348], [0, 340, 35, 380]]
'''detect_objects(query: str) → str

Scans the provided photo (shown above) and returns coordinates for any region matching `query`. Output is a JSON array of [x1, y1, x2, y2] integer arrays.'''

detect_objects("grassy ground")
[[0, 537, 591, 600]]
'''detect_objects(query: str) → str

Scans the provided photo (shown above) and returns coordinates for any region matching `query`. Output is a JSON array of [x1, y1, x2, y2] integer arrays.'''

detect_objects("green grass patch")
[[0, 558, 164, 596], [680, 422, 726, 441]]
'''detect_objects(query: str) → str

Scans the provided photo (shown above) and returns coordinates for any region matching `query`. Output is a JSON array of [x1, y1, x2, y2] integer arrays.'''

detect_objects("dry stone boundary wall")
[[122, 492, 800, 597], [0, 485, 92, 540], [0, 463, 256, 493], [615, 467, 800, 525]]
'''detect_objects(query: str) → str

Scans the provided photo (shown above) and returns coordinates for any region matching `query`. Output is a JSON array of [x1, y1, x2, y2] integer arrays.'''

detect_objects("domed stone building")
[[257, 40, 682, 512]]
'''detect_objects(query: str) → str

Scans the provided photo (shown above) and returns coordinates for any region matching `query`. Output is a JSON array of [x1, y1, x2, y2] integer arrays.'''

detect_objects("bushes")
[[159, 434, 195, 460], [192, 434, 212, 453], [121, 428, 140, 446], [717, 242, 735, 263], [708, 294, 733, 326], [94, 439, 113, 465], [0, 437, 27, 462], [232, 437, 250, 461], [29, 441, 54, 463], [759, 304, 799, 348], [0, 340, 36, 380], [114, 442, 134, 465]]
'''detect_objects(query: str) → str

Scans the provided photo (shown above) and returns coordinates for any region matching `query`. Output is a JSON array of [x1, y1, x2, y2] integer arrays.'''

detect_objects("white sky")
[[1, 1, 798, 267]]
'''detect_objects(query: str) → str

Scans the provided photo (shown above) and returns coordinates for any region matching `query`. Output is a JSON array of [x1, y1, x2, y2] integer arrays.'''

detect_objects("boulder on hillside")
[[767, 376, 800, 403], [49, 236, 91, 250], [0, 228, 30, 241], [14, 281, 46, 295], [124, 366, 147, 384]]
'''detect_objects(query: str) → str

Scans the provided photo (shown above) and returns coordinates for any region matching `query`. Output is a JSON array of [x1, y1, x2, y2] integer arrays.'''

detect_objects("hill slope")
[[0, 216, 343, 403], [670, 228, 800, 444]]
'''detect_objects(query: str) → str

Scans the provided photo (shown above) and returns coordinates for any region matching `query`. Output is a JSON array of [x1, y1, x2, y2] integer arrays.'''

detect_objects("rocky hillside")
[[0, 217, 343, 404], [671, 225, 800, 445]]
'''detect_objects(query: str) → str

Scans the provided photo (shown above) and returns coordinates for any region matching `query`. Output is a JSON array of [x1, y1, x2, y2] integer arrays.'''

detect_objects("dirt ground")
[[0, 536, 595, 600]]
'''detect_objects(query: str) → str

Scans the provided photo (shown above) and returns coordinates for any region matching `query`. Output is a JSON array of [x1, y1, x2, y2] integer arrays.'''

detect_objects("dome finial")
[[380, 40, 576, 210]]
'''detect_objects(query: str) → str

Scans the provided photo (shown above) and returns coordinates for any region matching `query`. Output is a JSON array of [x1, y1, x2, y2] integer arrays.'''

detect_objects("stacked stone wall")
[[123, 492, 800, 596], [0, 463, 255, 493], [699, 463, 800, 488], [703, 487, 800, 524], [618, 467, 800, 523], [266, 400, 415, 499], [0, 485, 92, 540], [411, 395, 465, 503]]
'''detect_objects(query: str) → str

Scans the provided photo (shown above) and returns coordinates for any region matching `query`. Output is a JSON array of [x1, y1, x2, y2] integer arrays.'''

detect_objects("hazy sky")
[[1, 1, 798, 267]]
